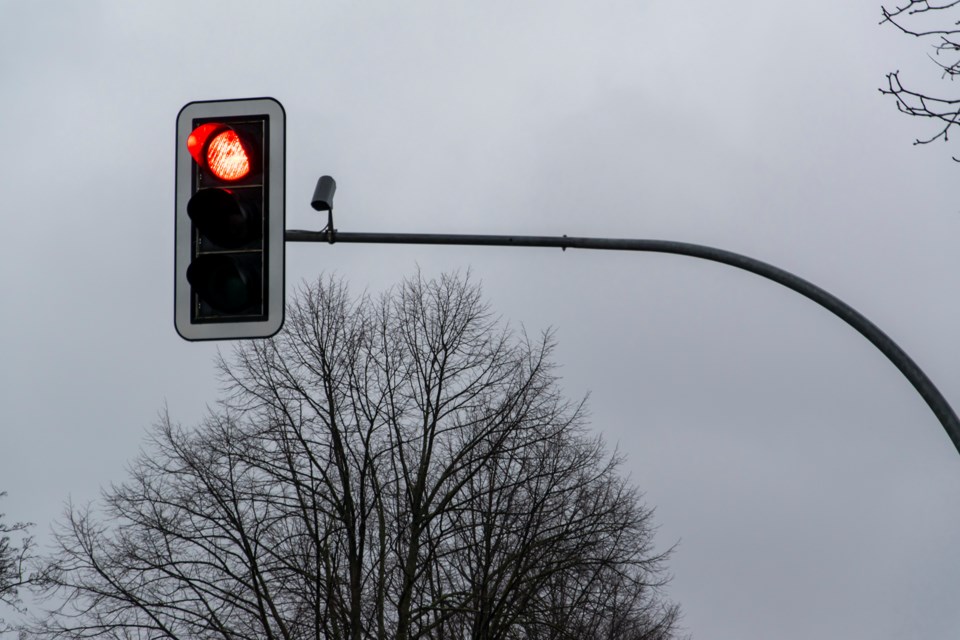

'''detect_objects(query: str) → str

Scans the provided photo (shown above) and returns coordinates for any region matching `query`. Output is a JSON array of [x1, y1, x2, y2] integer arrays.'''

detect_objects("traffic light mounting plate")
[[175, 97, 285, 341]]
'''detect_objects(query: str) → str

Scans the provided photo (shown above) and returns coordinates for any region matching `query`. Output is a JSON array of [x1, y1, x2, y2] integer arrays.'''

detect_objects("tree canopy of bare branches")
[[33, 274, 681, 640], [1, 492, 33, 631], [881, 1, 960, 156]]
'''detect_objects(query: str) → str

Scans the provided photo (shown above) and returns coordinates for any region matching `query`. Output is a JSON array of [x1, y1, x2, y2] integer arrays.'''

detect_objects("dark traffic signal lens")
[[186, 254, 262, 314], [186, 188, 262, 248]]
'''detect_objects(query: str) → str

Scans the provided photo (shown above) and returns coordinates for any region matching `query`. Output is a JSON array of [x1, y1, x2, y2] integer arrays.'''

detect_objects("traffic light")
[[175, 98, 285, 341]]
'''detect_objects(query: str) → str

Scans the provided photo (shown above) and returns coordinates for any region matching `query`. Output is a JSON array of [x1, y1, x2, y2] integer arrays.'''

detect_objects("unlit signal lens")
[[206, 130, 251, 181]]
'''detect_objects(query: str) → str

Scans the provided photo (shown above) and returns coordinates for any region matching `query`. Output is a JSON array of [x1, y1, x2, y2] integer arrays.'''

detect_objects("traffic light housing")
[[175, 98, 285, 341]]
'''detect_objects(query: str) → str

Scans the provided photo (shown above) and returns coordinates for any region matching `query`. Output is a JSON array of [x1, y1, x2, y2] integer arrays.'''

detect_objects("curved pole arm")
[[286, 229, 960, 455]]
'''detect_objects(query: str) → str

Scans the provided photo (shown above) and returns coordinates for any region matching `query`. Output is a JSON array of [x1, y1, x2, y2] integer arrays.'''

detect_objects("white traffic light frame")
[[175, 97, 285, 341]]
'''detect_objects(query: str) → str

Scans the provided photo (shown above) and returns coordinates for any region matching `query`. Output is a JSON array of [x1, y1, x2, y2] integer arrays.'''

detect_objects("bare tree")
[[881, 1, 960, 156], [1, 492, 33, 632], [34, 274, 680, 640]]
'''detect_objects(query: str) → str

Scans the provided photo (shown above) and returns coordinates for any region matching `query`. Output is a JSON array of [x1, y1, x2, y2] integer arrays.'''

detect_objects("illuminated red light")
[[206, 130, 251, 181], [186, 123, 219, 165], [186, 123, 251, 181]]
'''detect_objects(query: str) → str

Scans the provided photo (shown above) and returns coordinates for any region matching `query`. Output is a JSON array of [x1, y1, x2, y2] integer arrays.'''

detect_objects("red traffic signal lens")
[[206, 130, 250, 181], [186, 123, 251, 181], [186, 123, 218, 164]]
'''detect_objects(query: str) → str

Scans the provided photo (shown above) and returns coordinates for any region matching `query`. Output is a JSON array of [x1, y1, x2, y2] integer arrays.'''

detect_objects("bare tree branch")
[[31, 273, 682, 640], [1, 492, 34, 633], [881, 2, 960, 160]]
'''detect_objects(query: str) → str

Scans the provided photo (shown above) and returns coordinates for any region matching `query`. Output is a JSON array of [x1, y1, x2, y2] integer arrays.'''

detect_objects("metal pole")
[[286, 228, 960, 455]]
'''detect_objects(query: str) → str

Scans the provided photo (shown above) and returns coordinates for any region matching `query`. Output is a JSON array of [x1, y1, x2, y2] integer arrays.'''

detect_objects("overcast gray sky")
[[3, 1, 960, 638]]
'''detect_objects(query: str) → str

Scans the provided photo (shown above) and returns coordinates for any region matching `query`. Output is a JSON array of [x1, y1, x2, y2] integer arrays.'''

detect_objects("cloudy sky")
[[3, 1, 960, 638]]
